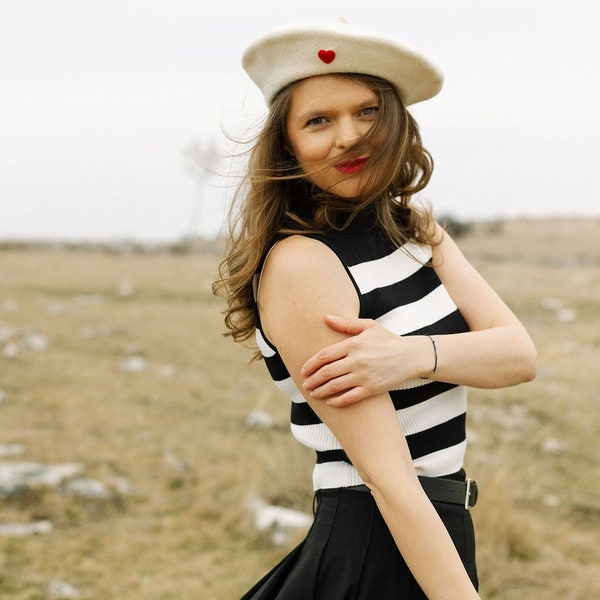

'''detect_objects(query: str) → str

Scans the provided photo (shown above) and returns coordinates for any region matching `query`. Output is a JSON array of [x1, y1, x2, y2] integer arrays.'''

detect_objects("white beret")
[[242, 20, 443, 107]]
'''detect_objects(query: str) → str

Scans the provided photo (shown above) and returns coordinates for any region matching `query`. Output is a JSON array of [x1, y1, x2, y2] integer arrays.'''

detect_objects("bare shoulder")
[[260, 235, 349, 293], [263, 235, 338, 272], [259, 235, 359, 347], [431, 223, 464, 264], [431, 222, 487, 292]]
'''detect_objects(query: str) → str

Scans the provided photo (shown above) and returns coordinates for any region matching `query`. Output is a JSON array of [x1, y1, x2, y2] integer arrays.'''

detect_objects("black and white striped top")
[[254, 224, 470, 491]]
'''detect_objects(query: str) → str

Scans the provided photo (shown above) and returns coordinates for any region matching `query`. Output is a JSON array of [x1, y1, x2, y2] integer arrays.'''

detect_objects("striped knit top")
[[254, 221, 470, 491]]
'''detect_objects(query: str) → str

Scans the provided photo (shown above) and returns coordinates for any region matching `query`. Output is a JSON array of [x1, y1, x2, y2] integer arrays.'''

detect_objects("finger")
[[325, 314, 377, 335], [302, 361, 357, 398], [301, 343, 348, 377], [325, 386, 372, 408]]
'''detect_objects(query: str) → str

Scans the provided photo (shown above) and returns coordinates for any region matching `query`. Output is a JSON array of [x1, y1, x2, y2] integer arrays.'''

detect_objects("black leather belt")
[[349, 476, 478, 510]]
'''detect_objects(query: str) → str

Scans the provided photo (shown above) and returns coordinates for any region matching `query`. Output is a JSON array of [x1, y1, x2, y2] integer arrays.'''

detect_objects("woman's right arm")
[[258, 235, 480, 600]]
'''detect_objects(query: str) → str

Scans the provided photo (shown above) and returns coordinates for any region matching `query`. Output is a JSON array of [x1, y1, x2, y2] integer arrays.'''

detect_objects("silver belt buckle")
[[464, 479, 474, 510]]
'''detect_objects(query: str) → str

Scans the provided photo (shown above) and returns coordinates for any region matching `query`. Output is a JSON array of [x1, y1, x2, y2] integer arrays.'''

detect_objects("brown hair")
[[213, 73, 439, 353]]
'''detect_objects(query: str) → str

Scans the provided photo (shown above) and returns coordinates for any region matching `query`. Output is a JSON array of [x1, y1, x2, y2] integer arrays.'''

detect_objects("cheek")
[[293, 138, 330, 166]]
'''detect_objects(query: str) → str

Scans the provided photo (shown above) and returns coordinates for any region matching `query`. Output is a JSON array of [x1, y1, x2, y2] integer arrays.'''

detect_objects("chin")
[[307, 173, 369, 199], [327, 180, 366, 199]]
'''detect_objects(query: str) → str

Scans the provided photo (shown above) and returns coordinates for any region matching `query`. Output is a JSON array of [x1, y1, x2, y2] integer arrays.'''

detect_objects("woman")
[[214, 20, 537, 599]]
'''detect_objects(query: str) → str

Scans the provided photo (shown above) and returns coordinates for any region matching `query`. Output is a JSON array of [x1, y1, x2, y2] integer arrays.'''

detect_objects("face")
[[286, 74, 379, 198]]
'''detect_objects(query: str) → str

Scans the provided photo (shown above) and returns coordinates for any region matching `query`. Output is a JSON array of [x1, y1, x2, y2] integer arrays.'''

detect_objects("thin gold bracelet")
[[419, 335, 438, 380]]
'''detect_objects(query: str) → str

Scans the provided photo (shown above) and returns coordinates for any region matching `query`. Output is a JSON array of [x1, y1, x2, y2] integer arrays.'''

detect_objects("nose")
[[334, 118, 362, 149]]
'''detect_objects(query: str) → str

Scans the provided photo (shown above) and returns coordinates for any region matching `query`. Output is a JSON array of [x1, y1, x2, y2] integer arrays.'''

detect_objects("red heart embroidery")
[[318, 49, 336, 64]]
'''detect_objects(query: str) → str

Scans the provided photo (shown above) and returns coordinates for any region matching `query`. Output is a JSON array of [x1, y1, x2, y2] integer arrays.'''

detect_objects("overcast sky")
[[1, 0, 599, 242]]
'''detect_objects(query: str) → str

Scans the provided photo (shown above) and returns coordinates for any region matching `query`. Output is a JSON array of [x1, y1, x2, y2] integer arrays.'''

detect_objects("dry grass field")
[[0, 218, 598, 599]]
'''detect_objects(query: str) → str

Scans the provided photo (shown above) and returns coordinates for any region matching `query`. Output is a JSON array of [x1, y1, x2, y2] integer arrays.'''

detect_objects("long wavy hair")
[[213, 73, 440, 354]]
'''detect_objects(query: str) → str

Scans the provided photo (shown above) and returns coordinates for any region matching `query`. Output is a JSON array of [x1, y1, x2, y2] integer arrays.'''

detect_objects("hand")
[[301, 315, 426, 407]]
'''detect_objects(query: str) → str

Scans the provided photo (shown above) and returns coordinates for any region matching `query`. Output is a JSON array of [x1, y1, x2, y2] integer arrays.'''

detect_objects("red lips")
[[335, 158, 369, 175]]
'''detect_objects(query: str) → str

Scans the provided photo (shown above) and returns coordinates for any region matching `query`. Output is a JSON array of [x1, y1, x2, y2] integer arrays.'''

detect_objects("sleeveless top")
[[253, 220, 470, 491]]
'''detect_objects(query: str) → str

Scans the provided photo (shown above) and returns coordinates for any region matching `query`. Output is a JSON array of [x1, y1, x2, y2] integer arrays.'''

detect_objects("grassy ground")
[[0, 218, 598, 599]]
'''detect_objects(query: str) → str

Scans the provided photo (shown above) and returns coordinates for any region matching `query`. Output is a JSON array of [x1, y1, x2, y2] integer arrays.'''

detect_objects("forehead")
[[288, 74, 377, 114]]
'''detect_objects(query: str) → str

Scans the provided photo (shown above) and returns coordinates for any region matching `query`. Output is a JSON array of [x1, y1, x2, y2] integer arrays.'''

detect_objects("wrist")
[[418, 335, 438, 380]]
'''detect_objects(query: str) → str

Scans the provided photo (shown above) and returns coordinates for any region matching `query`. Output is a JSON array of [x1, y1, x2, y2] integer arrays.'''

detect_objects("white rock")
[[118, 280, 134, 297], [271, 529, 292, 547], [22, 332, 49, 352], [0, 520, 53, 537], [540, 297, 562, 310], [0, 462, 45, 487], [65, 478, 111, 499], [159, 364, 176, 378], [0, 443, 26, 457], [45, 579, 81, 599], [31, 463, 85, 487], [0, 388, 5, 404], [164, 450, 189, 473], [541, 438, 566, 455], [543, 495, 561, 507], [3, 342, 18, 358], [0, 462, 84, 491], [556, 308, 577, 322], [245, 409, 275, 429], [248, 496, 312, 546], [119, 356, 148, 373]]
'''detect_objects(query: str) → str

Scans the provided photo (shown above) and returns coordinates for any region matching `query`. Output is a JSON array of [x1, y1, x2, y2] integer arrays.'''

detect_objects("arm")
[[302, 224, 537, 406], [258, 235, 480, 600]]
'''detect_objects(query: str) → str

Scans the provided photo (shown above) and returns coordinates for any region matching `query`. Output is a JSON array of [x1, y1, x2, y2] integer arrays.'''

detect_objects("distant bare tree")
[[183, 139, 220, 239]]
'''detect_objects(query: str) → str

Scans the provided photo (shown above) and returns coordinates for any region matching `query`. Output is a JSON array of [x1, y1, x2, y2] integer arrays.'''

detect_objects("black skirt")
[[240, 486, 478, 599]]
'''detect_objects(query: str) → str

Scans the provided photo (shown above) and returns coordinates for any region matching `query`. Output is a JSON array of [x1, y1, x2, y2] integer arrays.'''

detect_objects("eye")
[[360, 106, 379, 118], [306, 116, 328, 127]]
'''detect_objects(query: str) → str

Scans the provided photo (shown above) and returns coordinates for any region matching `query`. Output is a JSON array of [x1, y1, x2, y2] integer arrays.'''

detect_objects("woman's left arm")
[[302, 225, 537, 407]]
